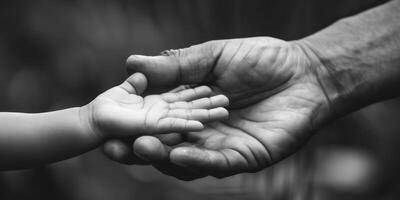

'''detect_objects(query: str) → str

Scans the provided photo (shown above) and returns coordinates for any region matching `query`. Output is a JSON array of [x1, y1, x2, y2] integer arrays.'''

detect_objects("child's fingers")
[[169, 95, 229, 109], [167, 85, 190, 93], [133, 136, 207, 180], [162, 86, 212, 102], [157, 118, 204, 133], [119, 73, 148, 95], [189, 95, 229, 109], [167, 108, 229, 123]]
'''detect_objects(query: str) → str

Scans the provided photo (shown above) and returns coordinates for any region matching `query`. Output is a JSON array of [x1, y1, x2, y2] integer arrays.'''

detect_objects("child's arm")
[[0, 108, 97, 169], [0, 73, 229, 170]]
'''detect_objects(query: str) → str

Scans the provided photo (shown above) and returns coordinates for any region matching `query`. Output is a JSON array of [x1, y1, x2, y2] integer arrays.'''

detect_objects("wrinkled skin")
[[103, 37, 332, 180]]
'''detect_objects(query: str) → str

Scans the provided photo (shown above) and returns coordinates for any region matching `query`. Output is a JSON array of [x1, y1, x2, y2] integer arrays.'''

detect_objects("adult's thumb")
[[126, 41, 222, 90]]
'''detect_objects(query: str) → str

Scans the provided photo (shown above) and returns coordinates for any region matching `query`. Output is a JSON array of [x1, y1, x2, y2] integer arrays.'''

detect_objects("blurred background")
[[0, 0, 399, 199]]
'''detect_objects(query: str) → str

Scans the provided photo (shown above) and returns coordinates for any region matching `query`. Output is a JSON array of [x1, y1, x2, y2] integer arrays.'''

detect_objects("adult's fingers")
[[169, 146, 251, 178], [104, 137, 208, 180], [133, 136, 206, 180], [102, 139, 148, 165], [155, 133, 185, 146]]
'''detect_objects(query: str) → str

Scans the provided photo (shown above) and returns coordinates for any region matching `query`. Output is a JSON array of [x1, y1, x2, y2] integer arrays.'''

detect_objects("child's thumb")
[[119, 72, 148, 95]]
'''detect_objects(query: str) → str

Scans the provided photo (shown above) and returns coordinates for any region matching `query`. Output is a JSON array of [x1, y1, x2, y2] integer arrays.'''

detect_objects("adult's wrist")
[[296, 16, 400, 119], [292, 35, 350, 120]]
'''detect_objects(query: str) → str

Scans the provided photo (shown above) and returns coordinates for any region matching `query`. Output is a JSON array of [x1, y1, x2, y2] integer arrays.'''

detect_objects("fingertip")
[[210, 107, 229, 120], [155, 133, 184, 146], [216, 95, 230, 107], [126, 54, 181, 88], [126, 55, 147, 67], [170, 147, 194, 167], [126, 55, 135, 67], [133, 136, 161, 154], [196, 85, 213, 95], [187, 120, 204, 131], [133, 136, 168, 161], [132, 72, 146, 79], [102, 140, 132, 162], [126, 72, 148, 94]]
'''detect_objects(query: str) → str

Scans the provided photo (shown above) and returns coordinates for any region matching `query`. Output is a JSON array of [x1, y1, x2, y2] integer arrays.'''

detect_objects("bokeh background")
[[0, 0, 399, 199]]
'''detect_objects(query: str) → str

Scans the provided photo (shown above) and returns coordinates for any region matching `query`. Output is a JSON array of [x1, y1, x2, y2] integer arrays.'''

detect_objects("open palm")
[[167, 83, 325, 178], [104, 37, 331, 179], [89, 73, 229, 139]]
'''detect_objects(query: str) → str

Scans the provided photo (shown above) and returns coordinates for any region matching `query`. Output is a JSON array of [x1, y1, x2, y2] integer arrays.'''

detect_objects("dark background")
[[1, 0, 399, 199]]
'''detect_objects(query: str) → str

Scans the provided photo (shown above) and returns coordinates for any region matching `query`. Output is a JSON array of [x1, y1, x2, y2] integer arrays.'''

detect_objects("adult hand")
[[103, 37, 333, 179], [104, 0, 400, 180]]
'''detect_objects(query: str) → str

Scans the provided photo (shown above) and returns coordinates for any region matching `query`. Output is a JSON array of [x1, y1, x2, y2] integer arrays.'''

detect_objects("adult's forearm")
[[298, 0, 400, 117], [0, 107, 100, 170]]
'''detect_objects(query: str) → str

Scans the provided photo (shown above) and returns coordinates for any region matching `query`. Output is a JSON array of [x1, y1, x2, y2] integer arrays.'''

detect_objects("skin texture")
[[104, 37, 331, 179], [0, 73, 228, 170], [104, 0, 400, 180], [88, 73, 230, 138]]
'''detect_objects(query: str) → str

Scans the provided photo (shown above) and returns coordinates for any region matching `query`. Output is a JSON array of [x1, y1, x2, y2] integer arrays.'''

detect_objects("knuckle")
[[186, 109, 192, 119]]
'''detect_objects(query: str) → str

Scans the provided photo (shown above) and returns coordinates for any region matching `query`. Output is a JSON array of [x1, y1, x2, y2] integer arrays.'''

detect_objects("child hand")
[[81, 73, 229, 140]]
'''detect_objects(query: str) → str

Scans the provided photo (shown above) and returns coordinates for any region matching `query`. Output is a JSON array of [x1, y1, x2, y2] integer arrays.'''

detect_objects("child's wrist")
[[78, 105, 107, 143]]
